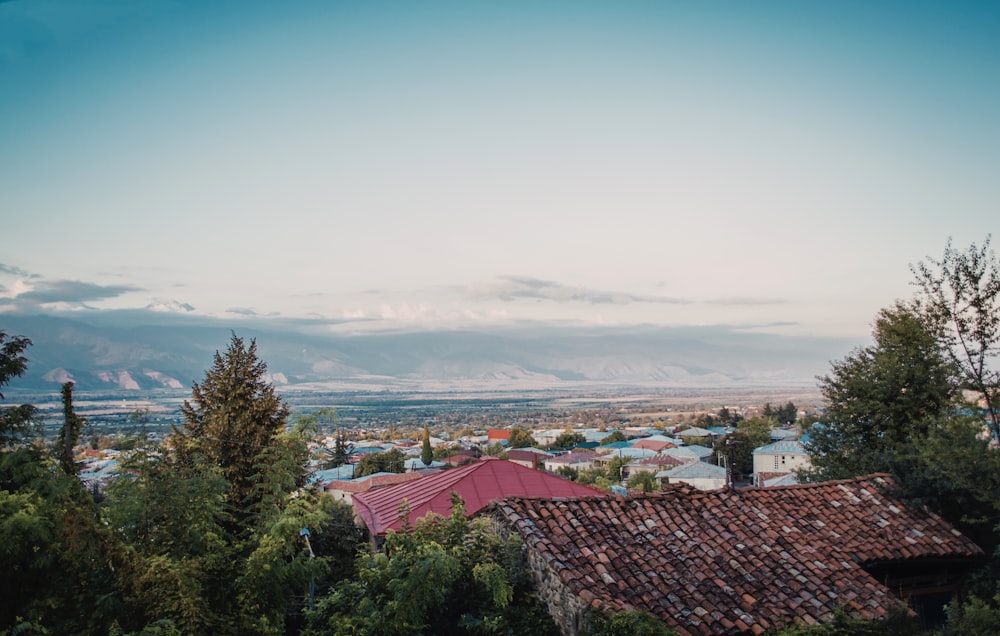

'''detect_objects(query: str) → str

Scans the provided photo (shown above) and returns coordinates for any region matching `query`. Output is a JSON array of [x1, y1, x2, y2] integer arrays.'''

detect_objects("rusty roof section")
[[490, 474, 982, 636]]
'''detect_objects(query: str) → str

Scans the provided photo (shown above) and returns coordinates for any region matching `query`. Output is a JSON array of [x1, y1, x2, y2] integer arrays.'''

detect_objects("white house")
[[752, 440, 811, 486], [656, 461, 727, 491]]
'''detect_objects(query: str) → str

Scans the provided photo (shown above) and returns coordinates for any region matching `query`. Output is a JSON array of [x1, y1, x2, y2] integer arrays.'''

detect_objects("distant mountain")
[[0, 312, 852, 394]]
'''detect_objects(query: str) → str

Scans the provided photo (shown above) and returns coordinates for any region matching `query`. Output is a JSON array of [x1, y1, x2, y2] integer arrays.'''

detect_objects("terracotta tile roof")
[[489, 474, 982, 636], [353, 457, 607, 537]]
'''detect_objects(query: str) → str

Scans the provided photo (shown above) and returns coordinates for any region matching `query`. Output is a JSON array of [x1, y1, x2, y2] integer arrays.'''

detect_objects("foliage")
[[0, 331, 31, 398], [171, 334, 290, 527], [768, 606, 919, 635], [805, 302, 958, 481], [763, 401, 799, 425], [716, 407, 743, 426], [104, 448, 234, 634], [507, 427, 537, 449], [1, 445, 120, 634], [604, 454, 630, 484], [304, 494, 557, 636], [600, 430, 627, 444], [550, 429, 586, 450], [714, 417, 771, 478], [587, 609, 677, 636], [0, 331, 38, 447], [421, 424, 433, 466], [886, 415, 1000, 554], [483, 442, 508, 458], [944, 585, 1000, 636], [912, 236, 1000, 441], [626, 470, 659, 493], [56, 382, 86, 475], [354, 448, 407, 477]]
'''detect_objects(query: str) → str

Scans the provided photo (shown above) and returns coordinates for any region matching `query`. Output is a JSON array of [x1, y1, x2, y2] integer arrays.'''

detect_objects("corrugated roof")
[[660, 461, 727, 480], [353, 457, 607, 536], [753, 440, 807, 455], [489, 474, 983, 636]]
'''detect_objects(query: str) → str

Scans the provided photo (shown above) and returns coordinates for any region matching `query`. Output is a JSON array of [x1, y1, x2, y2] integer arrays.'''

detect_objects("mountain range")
[[1, 312, 855, 394]]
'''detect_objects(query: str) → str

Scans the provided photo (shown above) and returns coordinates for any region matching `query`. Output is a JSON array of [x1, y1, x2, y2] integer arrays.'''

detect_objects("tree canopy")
[[912, 235, 1000, 440], [806, 302, 959, 480], [171, 334, 290, 524]]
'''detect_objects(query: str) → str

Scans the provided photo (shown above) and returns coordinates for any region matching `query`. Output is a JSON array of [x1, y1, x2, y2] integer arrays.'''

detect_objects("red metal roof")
[[353, 457, 607, 536]]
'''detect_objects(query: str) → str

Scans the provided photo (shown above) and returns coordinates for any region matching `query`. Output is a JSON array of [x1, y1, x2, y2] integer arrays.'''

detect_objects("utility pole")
[[300, 528, 316, 611]]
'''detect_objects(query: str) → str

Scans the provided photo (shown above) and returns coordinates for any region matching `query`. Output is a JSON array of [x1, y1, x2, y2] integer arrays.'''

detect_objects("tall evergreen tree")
[[58, 381, 85, 475], [421, 423, 433, 466], [171, 334, 290, 526]]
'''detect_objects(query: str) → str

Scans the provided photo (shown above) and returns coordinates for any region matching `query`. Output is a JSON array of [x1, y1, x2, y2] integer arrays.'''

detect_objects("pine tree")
[[421, 423, 433, 466], [171, 334, 290, 525], [58, 381, 84, 475]]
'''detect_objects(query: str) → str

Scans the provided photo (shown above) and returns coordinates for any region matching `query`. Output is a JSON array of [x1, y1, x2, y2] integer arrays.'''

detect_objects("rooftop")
[[489, 475, 982, 635], [353, 457, 607, 537]]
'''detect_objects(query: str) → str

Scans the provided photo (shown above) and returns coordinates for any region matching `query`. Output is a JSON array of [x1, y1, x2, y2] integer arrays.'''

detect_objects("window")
[[773, 456, 779, 470]]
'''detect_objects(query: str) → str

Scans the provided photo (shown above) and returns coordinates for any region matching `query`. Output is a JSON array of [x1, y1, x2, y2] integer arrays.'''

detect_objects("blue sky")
[[1, 0, 997, 339]]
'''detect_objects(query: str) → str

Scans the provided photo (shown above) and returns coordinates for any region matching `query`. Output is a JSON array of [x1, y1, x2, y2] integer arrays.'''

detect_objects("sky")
[[1, 0, 997, 340]]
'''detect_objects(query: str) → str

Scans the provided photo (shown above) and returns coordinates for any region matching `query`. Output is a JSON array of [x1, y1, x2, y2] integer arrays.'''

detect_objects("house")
[[402, 458, 446, 472], [592, 447, 658, 469], [620, 453, 689, 479], [544, 451, 598, 472], [655, 460, 727, 490], [752, 439, 811, 486], [508, 447, 554, 469], [631, 436, 677, 452], [307, 463, 355, 486], [352, 457, 607, 539], [487, 475, 983, 636], [486, 429, 511, 443]]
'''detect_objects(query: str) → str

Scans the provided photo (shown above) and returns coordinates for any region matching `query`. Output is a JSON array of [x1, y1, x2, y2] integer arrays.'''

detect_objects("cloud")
[[6, 279, 142, 305], [470, 276, 691, 306], [707, 297, 787, 306], [226, 307, 258, 316], [146, 299, 195, 313], [0, 263, 39, 278]]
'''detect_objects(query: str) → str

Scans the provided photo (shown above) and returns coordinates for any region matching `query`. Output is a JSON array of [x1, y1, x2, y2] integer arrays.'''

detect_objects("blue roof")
[[658, 462, 726, 479], [599, 441, 634, 450], [753, 440, 807, 455]]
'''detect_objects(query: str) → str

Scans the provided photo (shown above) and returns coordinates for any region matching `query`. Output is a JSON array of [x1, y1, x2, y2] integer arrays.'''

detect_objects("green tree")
[[716, 407, 743, 426], [0, 331, 38, 446], [57, 381, 85, 475], [327, 429, 352, 469], [421, 424, 433, 466], [805, 302, 958, 480], [763, 401, 798, 425], [588, 609, 677, 636], [304, 494, 557, 636], [912, 236, 1000, 441], [354, 448, 407, 477], [626, 470, 659, 493], [507, 427, 537, 449], [1, 339, 119, 634], [550, 429, 586, 450], [714, 417, 771, 479], [171, 334, 290, 526], [600, 430, 627, 444], [105, 450, 234, 635]]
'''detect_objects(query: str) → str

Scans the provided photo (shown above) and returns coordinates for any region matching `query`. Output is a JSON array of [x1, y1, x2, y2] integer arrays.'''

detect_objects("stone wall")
[[489, 515, 593, 636]]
